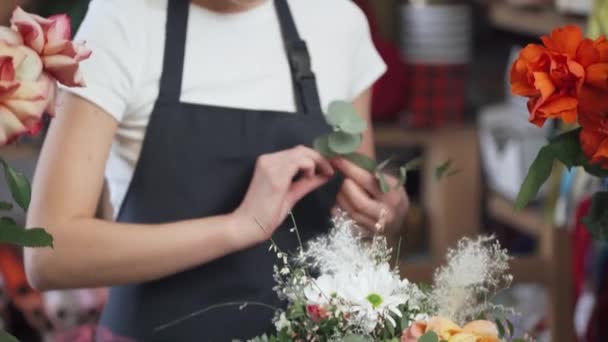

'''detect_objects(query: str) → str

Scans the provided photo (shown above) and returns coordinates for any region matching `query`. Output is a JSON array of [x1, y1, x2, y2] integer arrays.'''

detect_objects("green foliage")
[[434, 159, 460, 181], [516, 128, 608, 210], [1, 159, 31, 211], [328, 132, 361, 154], [343, 334, 372, 342], [583, 191, 608, 240], [0, 158, 53, 249], [495, 319, 506, 339], [418, 331, 439, 342], [0, 330, 19, 342]]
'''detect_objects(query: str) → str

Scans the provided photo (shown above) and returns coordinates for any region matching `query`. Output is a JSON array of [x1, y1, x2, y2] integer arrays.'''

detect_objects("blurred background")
[[0, 0, 607, 341]]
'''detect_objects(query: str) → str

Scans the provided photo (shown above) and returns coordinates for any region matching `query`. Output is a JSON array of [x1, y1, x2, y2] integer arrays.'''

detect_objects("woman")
[[24, 0, 409, 340]]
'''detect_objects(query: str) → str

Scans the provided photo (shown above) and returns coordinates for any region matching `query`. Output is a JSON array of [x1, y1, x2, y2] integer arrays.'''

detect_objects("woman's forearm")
[[24, 213, 252, 290]]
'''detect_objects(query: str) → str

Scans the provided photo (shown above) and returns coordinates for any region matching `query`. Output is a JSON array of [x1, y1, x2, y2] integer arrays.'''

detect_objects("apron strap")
[[157, 0, 322, 115], [274, 0, 322, 114], [157, 0, 189, 104]]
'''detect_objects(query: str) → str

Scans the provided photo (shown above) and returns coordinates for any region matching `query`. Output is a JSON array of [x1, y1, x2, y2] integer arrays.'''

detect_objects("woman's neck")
[[191, 0, 268, 13]]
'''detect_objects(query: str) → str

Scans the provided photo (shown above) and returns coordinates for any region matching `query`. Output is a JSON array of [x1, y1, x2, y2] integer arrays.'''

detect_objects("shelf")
[[486, 192, 546, 237], [489, 3, 587, 36]]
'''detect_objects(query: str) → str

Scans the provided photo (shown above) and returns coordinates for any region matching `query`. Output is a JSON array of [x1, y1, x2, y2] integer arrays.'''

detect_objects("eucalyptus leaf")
[[418, 331, 439, 342], [0, 330, 20, 342], [397, 166, 407, 189], [434, 159, 453, 181], [343, 153, 377, 173], [339, 115, 367, 134], [313, 136, 335, 158], [376, 172, 391, 193], [326, 101, 356, 127], [0, 202, 12, 211], [582, 191, 608, 240], [328, 132, 361, 154], [0, 218, 53, 248], [403, 157, 423, 171], [0, 159, 31, 211], [343, 334, 371, 342]]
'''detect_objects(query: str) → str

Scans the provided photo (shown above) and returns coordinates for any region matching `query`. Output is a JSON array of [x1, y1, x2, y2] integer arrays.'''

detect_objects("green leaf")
[[397, 166, 407, 188], [403, 157, 423, 171], [0, 202, 12, 211], [495, 319, 506, 338], [434, 159, 454, 181], [376, 172, 391, 193], [343, 334, 371, 342], [0, 159, 31, 211], [514, 145, 555, 210], [506, 319, 514, 337], [343, 153, 377, 172], [339, 115, 367, 134], [0, 330, 20, 342], [328, 132, 361, 154], [0, 218, 53, 248], [582, 191, 608, 240], [418, 331, 439, 342], [313, 135, 335, 158], [326, 101, 356, 127]]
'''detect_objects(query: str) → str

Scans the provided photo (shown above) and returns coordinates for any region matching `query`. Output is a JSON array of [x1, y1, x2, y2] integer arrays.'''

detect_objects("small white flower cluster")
[[429, 235, 514, 324]]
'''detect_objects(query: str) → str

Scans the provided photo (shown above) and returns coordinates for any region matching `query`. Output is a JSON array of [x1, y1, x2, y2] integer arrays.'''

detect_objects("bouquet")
[[230, 212, 524, 342], [510, 25, 608, 240]]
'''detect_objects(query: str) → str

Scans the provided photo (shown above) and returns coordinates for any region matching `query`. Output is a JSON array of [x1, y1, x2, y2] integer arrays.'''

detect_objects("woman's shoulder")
[[290, 0, 370, 38]]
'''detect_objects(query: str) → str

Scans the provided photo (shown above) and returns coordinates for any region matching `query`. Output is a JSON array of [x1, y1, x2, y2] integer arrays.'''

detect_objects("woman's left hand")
[[330, 157, 409, 235]]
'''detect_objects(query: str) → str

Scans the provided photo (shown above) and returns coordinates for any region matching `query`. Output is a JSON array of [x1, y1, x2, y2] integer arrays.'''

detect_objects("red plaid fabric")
[[404, 64, 467, 128]]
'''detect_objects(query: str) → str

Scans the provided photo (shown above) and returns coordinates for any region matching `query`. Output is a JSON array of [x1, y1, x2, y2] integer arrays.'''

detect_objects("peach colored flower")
[[0, 40, 53, 145], [11, 7, 91, 87], [401, 320, 427, 342]]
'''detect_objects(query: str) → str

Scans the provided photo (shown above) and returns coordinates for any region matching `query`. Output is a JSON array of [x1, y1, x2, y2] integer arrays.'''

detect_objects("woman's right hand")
[[232, 145, 334, 246]]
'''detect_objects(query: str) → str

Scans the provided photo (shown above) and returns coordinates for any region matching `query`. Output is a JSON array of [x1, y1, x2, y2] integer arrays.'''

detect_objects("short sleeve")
[[59, 0, 145, 122], [348, 8, 387, 100]]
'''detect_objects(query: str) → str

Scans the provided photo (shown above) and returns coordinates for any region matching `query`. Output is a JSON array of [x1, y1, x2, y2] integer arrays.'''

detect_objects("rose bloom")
[[11, 7, 91, 87], [305, 304, 329, 323], [401, 317, 499, 342], [578, 112, 608, 168], [0, 29, 53, 144], [510, 25, 608, 127]]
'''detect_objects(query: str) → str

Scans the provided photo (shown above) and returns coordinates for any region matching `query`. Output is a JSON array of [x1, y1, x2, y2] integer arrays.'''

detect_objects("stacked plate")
[[400, 4, 472, 65]]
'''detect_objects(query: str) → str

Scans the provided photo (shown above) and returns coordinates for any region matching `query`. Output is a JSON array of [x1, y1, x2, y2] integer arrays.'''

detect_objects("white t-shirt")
[[62, 0, 386, 217]]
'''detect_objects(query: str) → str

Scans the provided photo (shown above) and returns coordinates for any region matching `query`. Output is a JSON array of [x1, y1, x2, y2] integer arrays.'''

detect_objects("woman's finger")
[[341, 178, 394, 224], [336, 192, 376, 230], [331, 157, 381, 196], [292, 145, 334, 176]]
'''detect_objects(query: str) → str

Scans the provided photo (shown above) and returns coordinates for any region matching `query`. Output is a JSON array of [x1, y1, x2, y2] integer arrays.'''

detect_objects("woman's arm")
[[25, 93, 332, 290]]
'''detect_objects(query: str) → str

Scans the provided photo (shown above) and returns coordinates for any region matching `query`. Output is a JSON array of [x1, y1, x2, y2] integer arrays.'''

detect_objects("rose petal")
[[401, 320, 427, 342], [577, 38, 600, 68], [46, 14, 72, 41], [462, 320, 499, 338], [586, 63, 608, 90], [0, 56, 15, 81], [541, 25, 584, 57], [578, 85, 608, 117], [0, 41, 26, 71], [533, 72, 556, 102], [0, 80, 19, 99], [447, 333, 478, 342], [535, 96, 578, 124], [4, 97, 47, 123], [42, 55, 85, 87], [14, 45, 43, 82], [0, 105, 26, 145], [10, 7, 47, 54], [0, 27, 23, 45], [43, 39, 72, 56], [425, 317, 462, 340], [10, 80, 48, 101]]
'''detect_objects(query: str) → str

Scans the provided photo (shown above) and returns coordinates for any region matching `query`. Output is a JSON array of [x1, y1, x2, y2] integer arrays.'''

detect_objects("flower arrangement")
[[0, 6, 90, 341], [209, 212, 523, 342], [509, 25, 608, 240]]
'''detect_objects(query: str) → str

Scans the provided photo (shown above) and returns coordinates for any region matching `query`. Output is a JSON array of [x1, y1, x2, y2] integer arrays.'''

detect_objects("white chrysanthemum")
[[336, 264, 413, 332], [274, 312, 291, 333], [304, 274, 339, 305]]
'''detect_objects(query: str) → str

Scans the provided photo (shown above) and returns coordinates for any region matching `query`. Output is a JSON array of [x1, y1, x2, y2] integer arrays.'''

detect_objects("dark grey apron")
[[99, 0, 341, 340]]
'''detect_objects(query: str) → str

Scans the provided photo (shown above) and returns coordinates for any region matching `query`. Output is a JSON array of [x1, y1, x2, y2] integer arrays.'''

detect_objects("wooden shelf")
[[489, 3, 587, 36], [486, 192, 545, 237]]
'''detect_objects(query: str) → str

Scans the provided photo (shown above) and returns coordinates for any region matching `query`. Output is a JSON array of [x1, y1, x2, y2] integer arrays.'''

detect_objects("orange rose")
[[0, 40, 53, 145], [401, 320, 427, 342], [403, 318, 500, 342], [579, 112, 608, 167], [510, 25, 608, 127], [10, 7, 91, 87]]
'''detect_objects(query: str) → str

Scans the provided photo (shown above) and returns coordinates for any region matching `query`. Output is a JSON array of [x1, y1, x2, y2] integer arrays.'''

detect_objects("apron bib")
[[99, 0, 341, 340]]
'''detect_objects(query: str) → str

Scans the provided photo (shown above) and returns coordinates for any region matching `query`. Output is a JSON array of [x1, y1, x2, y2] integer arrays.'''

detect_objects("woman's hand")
[[331, 157, 409, 236], [233, 145, 334, 246]]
